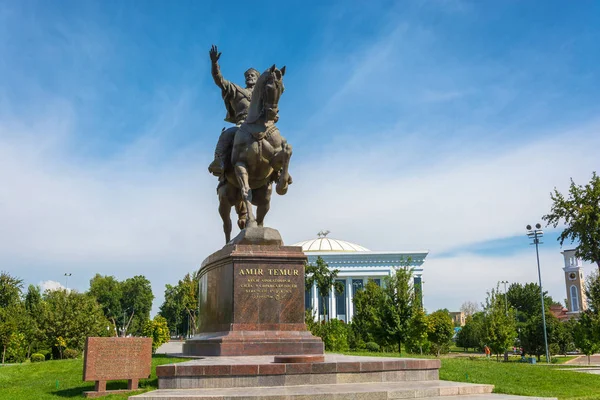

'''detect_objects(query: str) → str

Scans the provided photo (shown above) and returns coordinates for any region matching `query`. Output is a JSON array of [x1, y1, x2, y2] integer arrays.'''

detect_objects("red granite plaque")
[[83, 337, 152, 398]]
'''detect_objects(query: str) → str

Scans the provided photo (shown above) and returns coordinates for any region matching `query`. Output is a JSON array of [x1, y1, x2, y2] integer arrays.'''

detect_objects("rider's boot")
[[208, 127, 237, 177]]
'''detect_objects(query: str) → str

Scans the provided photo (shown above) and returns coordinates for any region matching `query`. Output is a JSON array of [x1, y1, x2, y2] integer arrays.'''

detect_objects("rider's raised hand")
[[209, 45, 221, 63]]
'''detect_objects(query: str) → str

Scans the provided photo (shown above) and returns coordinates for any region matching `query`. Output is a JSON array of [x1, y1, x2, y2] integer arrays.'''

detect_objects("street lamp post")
[[64, 273, 72, 291], [526, 223, 550, 363]]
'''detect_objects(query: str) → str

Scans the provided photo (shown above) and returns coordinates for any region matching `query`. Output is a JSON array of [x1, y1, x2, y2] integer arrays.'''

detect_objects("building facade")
[[293, 232, 429, 322], [562, 249, 587, 315]]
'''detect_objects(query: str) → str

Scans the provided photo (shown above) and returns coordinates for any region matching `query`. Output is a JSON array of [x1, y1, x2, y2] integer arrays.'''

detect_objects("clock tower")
[[562, 249, 587, 315]]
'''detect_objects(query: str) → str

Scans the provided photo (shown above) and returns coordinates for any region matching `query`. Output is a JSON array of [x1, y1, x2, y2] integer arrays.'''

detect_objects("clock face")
[[569, 272, 577, 280]]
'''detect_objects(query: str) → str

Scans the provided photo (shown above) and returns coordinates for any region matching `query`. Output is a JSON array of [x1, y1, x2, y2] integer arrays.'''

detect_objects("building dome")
[[292, 230, 370, 252]]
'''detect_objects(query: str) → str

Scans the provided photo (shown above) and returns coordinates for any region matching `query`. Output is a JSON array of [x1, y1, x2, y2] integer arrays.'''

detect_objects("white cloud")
[[39, 280, 67, 293], [1, 108, 599, 315], [274, 121, 600, 254]]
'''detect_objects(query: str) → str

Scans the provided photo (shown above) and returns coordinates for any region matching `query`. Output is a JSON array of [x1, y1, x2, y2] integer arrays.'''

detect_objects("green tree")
[[159, 284, 185, 336], [351, 280, 386, 345], [520, 311, 559, 361], [143, 315, 170, 353], [88, 274, 123, 335], [407, 306, 429, 354], [482, 285, 517, 361], [506, 282, 555, 319], [543, 171, 600, 270], [121, 275, 154, 336], [40, 290, 110, 357], [0, 271, 23, 308], [159, 272, 200, 337], [0, 304, 22, 364], [88, 274, 154, 337], [426, 309, 454, 357], [573, 311, 600, 365], [555, 318, 575, 356], [305, 257, 343, 322], [456, 312, 484, 352], [0, 272, 25, 364], [381, 266, 415, 354], [22, 286, 43, 357], [585, 271, 600, 314]]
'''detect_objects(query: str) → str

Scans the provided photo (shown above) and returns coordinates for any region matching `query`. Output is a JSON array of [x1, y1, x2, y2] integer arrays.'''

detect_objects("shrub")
[[366, 342, 380, 352], [63, 349, 79, 359], [30, 353, 45, 363], [5, 332, 27, 363], [143, 315, 170, 353], [549, 343, 561, 356], [37, 349, 52, 360], [321, 319, 350, 352]]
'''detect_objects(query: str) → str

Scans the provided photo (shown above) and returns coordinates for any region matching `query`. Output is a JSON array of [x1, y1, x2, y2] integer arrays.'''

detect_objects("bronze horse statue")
[[216, 65, 292, 243]]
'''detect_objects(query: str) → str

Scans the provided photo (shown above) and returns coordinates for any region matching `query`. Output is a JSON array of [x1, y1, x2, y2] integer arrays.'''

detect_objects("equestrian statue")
[[208, 45, 292, 243]]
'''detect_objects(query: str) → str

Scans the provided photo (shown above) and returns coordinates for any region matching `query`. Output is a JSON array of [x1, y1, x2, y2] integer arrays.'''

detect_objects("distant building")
[[294, 231, 428, 322], [449, 311, 466, 326], [549, 304, 570, 322], [562, 249, 587, 315]]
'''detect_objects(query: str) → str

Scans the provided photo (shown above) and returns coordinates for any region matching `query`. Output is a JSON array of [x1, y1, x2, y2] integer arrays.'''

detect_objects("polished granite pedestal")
[[182, 228, 323, 357]]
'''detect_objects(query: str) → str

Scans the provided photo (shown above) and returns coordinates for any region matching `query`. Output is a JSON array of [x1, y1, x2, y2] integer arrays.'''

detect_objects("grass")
[[440, 357, 600, 400], [342, 351, 600, 400], [0, 351, 595, 400], [0, 355, 186, 400]]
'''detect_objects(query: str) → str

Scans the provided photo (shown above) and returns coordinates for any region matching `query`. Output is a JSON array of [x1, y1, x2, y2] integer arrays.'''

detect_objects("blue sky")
[[1, 0, 599, 313]]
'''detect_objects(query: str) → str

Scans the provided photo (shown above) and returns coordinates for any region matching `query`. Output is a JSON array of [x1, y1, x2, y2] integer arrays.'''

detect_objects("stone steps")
[[130, 380, 493, 399], [421, 396, 556, 400]]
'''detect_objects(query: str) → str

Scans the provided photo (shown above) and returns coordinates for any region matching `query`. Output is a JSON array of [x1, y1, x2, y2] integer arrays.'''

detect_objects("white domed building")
[[293, 231, 429, 322]]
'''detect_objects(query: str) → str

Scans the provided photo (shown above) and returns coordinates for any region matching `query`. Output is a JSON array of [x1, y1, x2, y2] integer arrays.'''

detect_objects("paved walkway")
[[156, 340, 184, 355], [564, 354, 600, 366]]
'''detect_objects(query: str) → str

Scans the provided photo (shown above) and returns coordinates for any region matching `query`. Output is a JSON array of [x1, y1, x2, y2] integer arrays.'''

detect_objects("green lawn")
[[0, 355, 185, 400], [342, 351, 600, 400], [441, 357, 600, 400], [2, 353, 597, 400]]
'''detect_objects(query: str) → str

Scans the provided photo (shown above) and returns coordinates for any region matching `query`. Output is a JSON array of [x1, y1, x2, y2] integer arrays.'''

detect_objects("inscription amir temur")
[[237, 267, 300, 300]]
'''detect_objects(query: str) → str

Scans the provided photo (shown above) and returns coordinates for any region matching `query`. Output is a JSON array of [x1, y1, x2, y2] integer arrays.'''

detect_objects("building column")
[[312, 281, 318, 321], [330, 286, 336, 320], [347, 279, 354, 321]]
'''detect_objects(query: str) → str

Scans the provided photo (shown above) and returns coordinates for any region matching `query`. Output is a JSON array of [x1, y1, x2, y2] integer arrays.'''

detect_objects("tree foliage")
[[543, 171, 600, 270], [381, 266, 415, 354], [88, 274, 154, 337], [0, 271, 23, 308], [407, 306, 429, 354], [426, 310, 454, 357], [482, 285, 517, 360], [143, 315, 170, 353], [305, 256, 343, 321], [585, 270, 600, 314], [159, 272, 200, 337], [456, 312, 484, 351], [573, 311, 600, 364], [40, 290, 110, 356], [351, 280, 386, 344]]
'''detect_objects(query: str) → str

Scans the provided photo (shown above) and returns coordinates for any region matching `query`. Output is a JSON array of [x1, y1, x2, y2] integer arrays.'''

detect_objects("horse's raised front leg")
[[234, 162, 256, 228], [275, 142, 293, 195]]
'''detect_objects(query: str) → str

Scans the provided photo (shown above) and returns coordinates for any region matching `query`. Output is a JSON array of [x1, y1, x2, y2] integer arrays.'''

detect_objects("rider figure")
[[208, 45, 260, 176]]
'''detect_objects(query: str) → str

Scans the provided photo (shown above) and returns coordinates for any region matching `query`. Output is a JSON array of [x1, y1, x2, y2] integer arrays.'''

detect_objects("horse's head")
[[246, 65, 286, 124]]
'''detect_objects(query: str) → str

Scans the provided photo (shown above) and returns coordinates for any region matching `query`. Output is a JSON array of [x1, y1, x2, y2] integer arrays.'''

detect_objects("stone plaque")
[[83, 337, 152, 397]]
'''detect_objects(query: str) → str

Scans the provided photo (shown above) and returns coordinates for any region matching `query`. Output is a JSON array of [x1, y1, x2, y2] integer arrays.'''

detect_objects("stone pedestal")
[[183, 228, 324, 356]]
